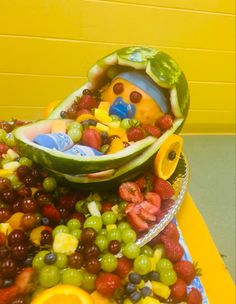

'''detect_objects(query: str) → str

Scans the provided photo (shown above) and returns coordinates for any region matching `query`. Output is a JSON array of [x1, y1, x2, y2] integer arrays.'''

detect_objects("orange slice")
[[31, 285, 94, 304], [154, 134, 183, 180]]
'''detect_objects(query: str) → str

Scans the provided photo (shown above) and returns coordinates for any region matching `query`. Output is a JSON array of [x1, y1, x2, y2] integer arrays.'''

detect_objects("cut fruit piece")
[[31, 285, 94, 304], [154, 134, 183, 180]]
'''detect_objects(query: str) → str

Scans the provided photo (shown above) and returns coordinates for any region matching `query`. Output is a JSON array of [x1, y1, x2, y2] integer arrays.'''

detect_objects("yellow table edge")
[[176, 193, 235, 303]]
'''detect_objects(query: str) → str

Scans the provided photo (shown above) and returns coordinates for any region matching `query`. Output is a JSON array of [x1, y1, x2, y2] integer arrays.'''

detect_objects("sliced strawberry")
[[119, 182, 143, 204], [41, 204, 61, 223], [96, 273, 121, 297], [101, 202, 114, 213], [139, 208, 156, 222], [134, 176, 146, 191], [140, 201, 160, 215], [15, 267, 34, 294], [79, 95, 98, 110], [153, 178, 175, 200], [126, 211, 149, 232], [115, 257, 133, 279], [145, 192, 161, 209]]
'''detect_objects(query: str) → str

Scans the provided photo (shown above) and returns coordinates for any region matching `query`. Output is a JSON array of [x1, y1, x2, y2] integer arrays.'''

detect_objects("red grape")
[[21, 198, 37, 213], [1, 258, 17, 279], [16, 187, 32, 198], [80, 228, 97, 244], [17, 165, 31, 180], [84, 244, 100, 259], [8, 229, 26, 246], [108, 240, 121, 254], [10, 244, 28, 261], [0, 189, 16, 204], [85, 257, 101, 274], [68, 252, 84, 269], [0, 177, 11, 192], [21, 213, 37, 230], [0, 208, 12, 222]]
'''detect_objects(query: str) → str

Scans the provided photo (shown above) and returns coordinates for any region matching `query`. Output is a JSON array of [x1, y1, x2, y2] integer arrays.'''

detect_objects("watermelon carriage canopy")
[[14, 47, 190, 187]]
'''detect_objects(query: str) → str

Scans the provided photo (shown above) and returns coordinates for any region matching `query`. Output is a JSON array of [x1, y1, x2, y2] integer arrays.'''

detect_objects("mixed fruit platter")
[[0, 46, 206, 304]]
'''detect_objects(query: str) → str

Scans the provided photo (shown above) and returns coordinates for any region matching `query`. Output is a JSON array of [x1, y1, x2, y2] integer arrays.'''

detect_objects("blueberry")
[[41, 217, 50, 225], [130, 291, 142, 303], [129, 272, 142, 284], [81, 119, 97, 128], [140, 286, 152, 297], [44, 252, 57, 265], [125, 283, 136, 295], [24, 255, 34, 267], [148, 271, 159, 281]]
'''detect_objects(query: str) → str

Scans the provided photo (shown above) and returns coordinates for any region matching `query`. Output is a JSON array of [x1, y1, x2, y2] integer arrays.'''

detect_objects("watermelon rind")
[[53, 118, 184, 190], [14, 119, 157, 175]]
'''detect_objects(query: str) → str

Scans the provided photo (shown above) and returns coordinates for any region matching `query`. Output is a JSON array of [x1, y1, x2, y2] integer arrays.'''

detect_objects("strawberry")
[[41, 204, 61, 223], [153, 178, 175, 200], [0, 143, 8, 155], [101, 202, 113, 213], [126, 207, 149, 232], [187, 288, 203, 304], [140, 201, 160, 216], [139, 207, 156, 222], [145, 192, 161, 210], [161, 235, 184, 263], [171, 278, 187, 302], [134, 176, 147, 191], [115, 257, 133, 279], [142, 124, 161, 138], [96, 272, 122, 297], [127, 127, 145, 142], [119, 182, 143, 204], [174, 260, 197, 284], [82, 128, 101, 151], [155, 114, 173, 131], [78, 95, 98, 110], [161, 222, 179, 242]]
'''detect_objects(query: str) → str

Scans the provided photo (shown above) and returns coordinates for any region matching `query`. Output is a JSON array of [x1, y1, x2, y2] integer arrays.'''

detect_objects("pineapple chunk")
[[152, 281, 171, 299], [53, 232, 78, 255]]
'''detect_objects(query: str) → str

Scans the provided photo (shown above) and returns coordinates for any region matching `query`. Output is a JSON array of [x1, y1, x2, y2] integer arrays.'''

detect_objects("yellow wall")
[[0, 0, 235, 133]]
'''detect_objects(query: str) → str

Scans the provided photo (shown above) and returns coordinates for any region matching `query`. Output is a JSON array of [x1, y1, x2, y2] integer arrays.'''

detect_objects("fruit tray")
[[136, 153, 189, 247], [176, 220, 208, 303]]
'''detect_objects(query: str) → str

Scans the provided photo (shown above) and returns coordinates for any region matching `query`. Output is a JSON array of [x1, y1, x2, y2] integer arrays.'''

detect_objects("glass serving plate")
[[136, 152, 190, 247]]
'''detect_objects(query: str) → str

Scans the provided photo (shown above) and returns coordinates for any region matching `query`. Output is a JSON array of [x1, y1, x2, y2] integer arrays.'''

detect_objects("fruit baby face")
[[102, 71, 169, 125]]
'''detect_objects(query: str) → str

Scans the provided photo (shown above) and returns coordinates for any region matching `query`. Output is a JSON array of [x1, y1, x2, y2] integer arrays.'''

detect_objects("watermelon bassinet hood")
[[14, 46, 190, 188]]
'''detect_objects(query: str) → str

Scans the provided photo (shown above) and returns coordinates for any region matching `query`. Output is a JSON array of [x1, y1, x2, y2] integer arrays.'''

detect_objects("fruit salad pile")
[[0, 121, 203, 304], [33, 89, 174, 156]]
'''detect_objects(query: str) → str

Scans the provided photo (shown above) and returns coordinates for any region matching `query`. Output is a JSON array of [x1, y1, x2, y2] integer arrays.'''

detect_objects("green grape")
[[55, 253, 68, 269], [32, 250, 49, 270], [120, 118, 132, 130], [156, 258, 173, 273], [0, 129, 7, 143], [67, 218, 81, 230], [82, 272, 97, 292], [7, 175, 20, 187], [52, 225, 70, 238], [123, 243, 140, 259], [140, 245, 154, 257], [43, 177, 57, 192], [62, 268, 83, 286], [160, 269, 177, 286], [153, 244, 165, 256], [121, 228, 136, 243], [71, 229, 82, 239], [39, 265, 60, 288], [67, 122, 83, 132], [117, 221, 131, 231], [98, 229, 107, 237], [133, 254, 152, 275], [84, 216, 103, 232], [67, 128, 82, 143], [102, 211, 117, 225], [95, 235, 108, 252], [19, 157, 32, 167], [5, 133, 15, 147], [107, 229, 121, 242], [101, 253, 118, 272], [110, 115, 121, 121]]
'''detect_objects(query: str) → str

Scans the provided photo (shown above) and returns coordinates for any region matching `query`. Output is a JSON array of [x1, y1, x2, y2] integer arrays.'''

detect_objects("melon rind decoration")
[[15, 46, 189, 185]]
